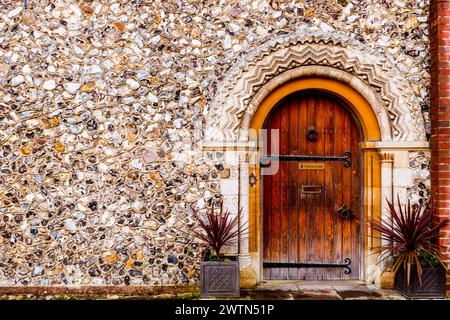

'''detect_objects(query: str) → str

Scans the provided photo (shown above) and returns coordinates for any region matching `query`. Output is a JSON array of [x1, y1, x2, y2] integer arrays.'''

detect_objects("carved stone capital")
[[378, 152, 394, 163]]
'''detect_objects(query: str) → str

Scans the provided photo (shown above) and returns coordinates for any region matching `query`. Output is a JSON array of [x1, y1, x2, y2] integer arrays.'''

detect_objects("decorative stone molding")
[[378, 152, 394, 163], [205, 32, 426, 142], [361, 141, 430, 150]]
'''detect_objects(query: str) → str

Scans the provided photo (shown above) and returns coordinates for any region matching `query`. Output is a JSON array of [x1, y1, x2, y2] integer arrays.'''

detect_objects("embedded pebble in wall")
[[126, 79, 140, 90], [224, 35, 232, 49], [142, 149, 157, 163], [32, 265, 44, 277], [11, 75, 25, 86], [64, 219, 77, 231], [63, 83, 81, 94], [0, 0, 431, 287], [80, 82, 96, 93], [42, 80, 57, 91], [7, 6, 22, 18]]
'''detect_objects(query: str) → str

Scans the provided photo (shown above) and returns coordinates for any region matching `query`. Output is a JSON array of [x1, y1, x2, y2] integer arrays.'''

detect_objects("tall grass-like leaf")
[[369, 196, 448, 287], [188, 202, 247, 258]]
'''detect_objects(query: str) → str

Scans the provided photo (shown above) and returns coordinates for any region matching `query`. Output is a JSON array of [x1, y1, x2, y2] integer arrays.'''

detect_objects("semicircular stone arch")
[[205, 32, 426, 143]]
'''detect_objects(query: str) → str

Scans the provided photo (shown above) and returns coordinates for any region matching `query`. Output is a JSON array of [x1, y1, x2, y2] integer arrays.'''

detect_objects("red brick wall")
[[430, 0, 450, 293]]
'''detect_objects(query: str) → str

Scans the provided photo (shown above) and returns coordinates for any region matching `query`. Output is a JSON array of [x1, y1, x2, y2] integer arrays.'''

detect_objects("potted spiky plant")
[[188, 202, 246, 298], [369, 195, 449, 299]]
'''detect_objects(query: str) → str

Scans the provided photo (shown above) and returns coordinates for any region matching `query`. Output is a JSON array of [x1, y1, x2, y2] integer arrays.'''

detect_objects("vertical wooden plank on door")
[[351, 109, 362, 279], [279, 100, 289, 279], [341, 106, 352, 279], [324, 98, 335, 279], [262, 117, 272, 280], [298, 95, 308, 279], [315, 96, 326, 279], [270, 106, 281, 279], [305, 95, 315, 279], [333, 100, 344, 279], [288, 99, 299, 279]]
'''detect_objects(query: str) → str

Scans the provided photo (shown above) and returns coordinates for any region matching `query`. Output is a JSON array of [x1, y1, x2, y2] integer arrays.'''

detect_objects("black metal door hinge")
[[260, 151, 351, 167], [263, 258, 352, 275]]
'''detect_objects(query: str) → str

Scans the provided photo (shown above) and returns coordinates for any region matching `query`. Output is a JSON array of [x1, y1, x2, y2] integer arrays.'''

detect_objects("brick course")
[[430, 0, 450, 293]]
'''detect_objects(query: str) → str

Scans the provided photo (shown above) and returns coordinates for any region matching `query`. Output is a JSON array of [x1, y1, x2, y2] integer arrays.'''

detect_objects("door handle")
[[337, 204, 354, 219]]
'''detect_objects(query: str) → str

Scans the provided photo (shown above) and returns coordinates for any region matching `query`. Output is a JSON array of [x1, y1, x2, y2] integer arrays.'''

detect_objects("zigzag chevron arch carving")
[[205, 32, 426, 142]]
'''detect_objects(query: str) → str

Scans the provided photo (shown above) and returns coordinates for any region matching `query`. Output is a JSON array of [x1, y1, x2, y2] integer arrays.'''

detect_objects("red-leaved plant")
[[188, 202, 247, 259], [369, 195, 449, 286]]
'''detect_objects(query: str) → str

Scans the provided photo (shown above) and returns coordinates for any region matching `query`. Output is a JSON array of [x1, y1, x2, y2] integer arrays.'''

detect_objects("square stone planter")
[[394, 264, 446, 299], [200, 260, 240, 298]]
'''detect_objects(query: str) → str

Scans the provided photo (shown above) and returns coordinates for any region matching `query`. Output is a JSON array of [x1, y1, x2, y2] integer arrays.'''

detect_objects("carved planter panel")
[[394, 264, 446, 299], [200, 260, 240, 298]]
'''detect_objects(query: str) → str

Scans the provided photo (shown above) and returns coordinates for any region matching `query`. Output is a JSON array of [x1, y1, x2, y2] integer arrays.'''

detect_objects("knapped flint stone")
[[86, 119, 98, 131], [168, 255, 178, 264], [89, 266, 101, 277]]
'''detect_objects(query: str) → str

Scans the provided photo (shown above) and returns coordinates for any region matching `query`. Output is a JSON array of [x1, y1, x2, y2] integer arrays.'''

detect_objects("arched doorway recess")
[[201, 33, 429, 286]]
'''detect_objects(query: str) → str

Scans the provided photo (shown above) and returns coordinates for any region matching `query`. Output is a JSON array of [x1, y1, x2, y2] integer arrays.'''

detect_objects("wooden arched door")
[[262, 91, 363, 280]]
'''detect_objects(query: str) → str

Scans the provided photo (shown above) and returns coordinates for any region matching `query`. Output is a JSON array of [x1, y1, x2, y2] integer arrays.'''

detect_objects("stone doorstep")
[[254, 284, 300, 292], [257, 280, 364, 292], [291, 292, 343, 300], [243, 291, 295, 300], [331, 284, 381, 293], [249, 280, 406, 300]]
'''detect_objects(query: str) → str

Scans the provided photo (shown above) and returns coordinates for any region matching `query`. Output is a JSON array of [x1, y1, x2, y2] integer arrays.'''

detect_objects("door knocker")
[[337, 204, 354, 219], [306, 127, 318, 142]]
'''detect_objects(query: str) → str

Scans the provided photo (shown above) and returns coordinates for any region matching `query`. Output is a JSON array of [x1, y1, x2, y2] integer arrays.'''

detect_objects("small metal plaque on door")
[[301, 185, 323, 194], [299, 162, 325, 170]]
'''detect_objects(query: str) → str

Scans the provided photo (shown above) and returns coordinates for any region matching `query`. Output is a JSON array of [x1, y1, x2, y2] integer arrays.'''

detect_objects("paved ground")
[[240, 280, 405, 300], [0, 281, 406, 300]]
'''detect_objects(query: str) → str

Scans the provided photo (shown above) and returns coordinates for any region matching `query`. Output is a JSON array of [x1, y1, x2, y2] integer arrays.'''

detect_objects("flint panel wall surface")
[[0, 0, 430, 286]]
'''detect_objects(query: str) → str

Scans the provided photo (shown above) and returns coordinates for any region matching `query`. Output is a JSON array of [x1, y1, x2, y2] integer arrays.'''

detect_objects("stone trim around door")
[[205, 31, 426, 143]]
